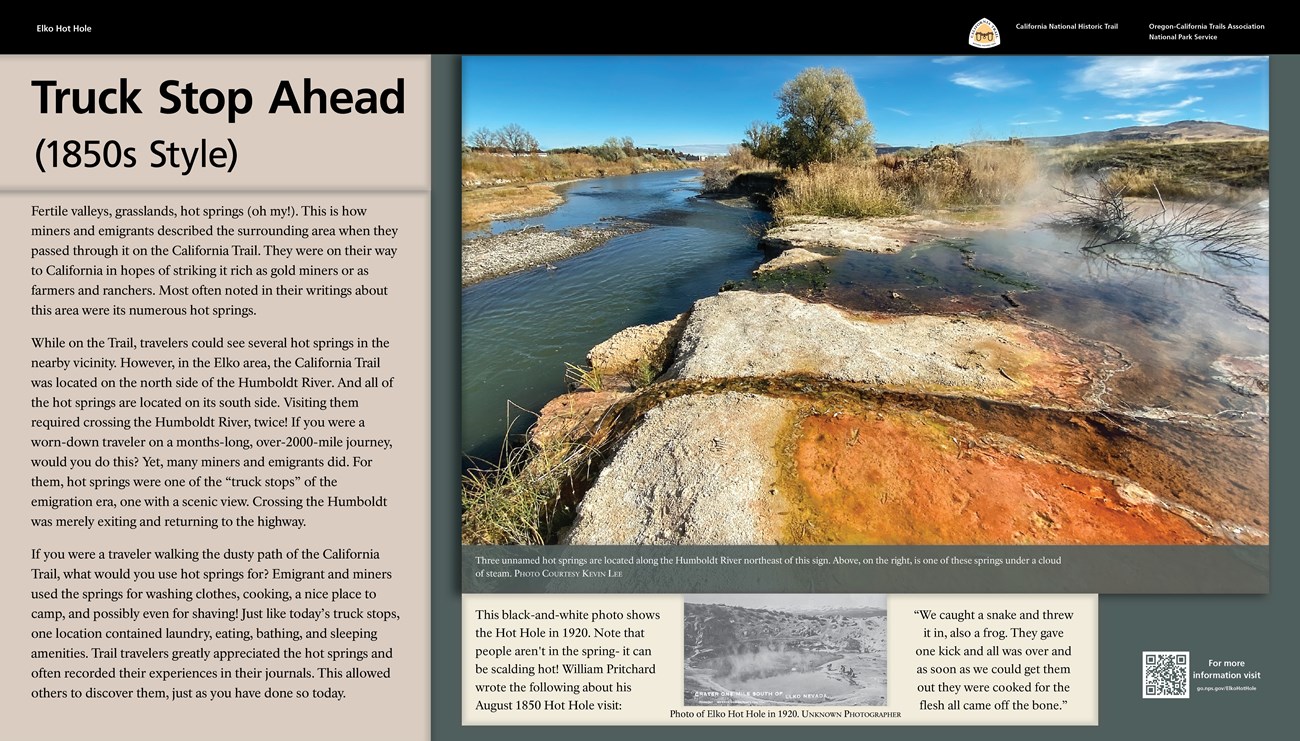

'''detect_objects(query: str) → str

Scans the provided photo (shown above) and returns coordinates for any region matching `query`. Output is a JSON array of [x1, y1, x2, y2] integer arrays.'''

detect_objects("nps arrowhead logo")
[[969, 18, 1001, 48]]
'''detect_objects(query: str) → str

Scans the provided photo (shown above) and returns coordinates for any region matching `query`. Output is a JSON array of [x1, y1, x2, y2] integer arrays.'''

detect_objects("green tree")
[[742, 120, 782, 162], [774, 67, 874, 169], [593, 137, 626, 162]]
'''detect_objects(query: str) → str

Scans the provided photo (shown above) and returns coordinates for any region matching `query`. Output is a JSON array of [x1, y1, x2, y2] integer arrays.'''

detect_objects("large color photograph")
[[461, 56, 1269, 547]]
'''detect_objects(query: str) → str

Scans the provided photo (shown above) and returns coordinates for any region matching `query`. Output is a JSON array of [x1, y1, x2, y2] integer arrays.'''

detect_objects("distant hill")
[[881, 121, 1268, 152], [1019, 120, 1267, 148]]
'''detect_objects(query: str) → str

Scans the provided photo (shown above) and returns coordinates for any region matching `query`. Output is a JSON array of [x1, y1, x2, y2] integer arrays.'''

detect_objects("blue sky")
[[463, 56, 1269, 154]]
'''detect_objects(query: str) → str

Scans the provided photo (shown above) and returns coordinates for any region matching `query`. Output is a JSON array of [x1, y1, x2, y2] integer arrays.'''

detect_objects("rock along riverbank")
[[521, 213, 1268, 547], [461, 219, 649, 286]]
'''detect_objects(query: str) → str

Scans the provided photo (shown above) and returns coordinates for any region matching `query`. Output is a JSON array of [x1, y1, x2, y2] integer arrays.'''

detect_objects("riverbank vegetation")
[[463, 127, 691, 188], [462, 148, 691, 189], [1045, 139, 1268, 202], [462, 443, 572, 545], [461, 407, 600, 545], [462, 182, 567, 228], [769, 162, 907, 218], [706, 67, 1040, 218], [708, 67, 1266, 222], [700, 145, 779, 193], [751, 138, 1266, 221], [462, 130, 691, 227], [768, 143, 1038, 218]]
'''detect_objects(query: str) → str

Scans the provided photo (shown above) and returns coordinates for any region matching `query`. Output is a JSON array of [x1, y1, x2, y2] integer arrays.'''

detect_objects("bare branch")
[[1048, 178, 1266, 264]]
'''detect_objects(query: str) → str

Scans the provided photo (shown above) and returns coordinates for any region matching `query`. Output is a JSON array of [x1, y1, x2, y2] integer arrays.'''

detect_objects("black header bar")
[[2, 15, 1287, 54]]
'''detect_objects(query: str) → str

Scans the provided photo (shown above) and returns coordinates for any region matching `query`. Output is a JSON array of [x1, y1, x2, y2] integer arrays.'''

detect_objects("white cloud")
[[1103, 109, 1179, 125], [886, 107, 911, 117], [950, 71, 1030, 92], [1098, 95, 1206, 126], [1073, 56, 1264, 99], [933, 56, 970, 65]]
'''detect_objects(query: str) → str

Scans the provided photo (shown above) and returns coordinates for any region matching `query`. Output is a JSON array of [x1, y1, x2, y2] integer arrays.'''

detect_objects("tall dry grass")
[[461, 394, 621, 545], [1047, 139, 1269, 197], [462, 151, 692, 227], [700, 144, 780, 192], [772, 162, 908, 219], [462, 426, 600, 545], [724, 144, 775, 173], [462, 183, 564, 227], [462, 151, 687, 188], [1099, 167, 1259, 203], [772, 144, 1037, 219], [958, 144, 1039, 204], [875, 144, 1038, 209]]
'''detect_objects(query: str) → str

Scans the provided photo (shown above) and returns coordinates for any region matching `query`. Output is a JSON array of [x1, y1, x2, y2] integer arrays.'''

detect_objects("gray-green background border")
[[434, 55, 1296, 740]]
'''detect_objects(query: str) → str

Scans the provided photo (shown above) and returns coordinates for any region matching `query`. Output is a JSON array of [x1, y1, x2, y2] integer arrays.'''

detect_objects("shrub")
[[772, 162, 907, 218], [876, 144, 1037, 209], [701, 159, 739, 192], [772, 68, 875, 168]]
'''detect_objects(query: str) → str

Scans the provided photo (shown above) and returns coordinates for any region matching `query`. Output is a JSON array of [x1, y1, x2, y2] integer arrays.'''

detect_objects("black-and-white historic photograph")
[[684, 595, 887, 706]]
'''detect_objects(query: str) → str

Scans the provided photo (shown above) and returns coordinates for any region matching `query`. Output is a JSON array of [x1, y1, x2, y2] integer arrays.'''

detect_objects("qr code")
[[1142, 651, 1189, 698]]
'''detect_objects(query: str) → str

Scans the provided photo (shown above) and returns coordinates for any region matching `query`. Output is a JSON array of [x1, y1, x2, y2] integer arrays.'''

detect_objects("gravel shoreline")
[[461, 219, 649, 286]]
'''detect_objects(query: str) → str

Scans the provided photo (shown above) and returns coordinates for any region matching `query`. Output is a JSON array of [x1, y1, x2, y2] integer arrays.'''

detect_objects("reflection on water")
[[462, 173, 707, 238], [463, 168, 1269, 528], [462, 170, 771, 461], [778, 226, 1269, 422]]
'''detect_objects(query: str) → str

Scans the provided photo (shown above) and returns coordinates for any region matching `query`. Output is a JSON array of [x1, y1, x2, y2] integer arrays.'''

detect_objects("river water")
[[805, 225, 1270, 421], [463, 171, 1269, 530], [462, 170, 771, 461]]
